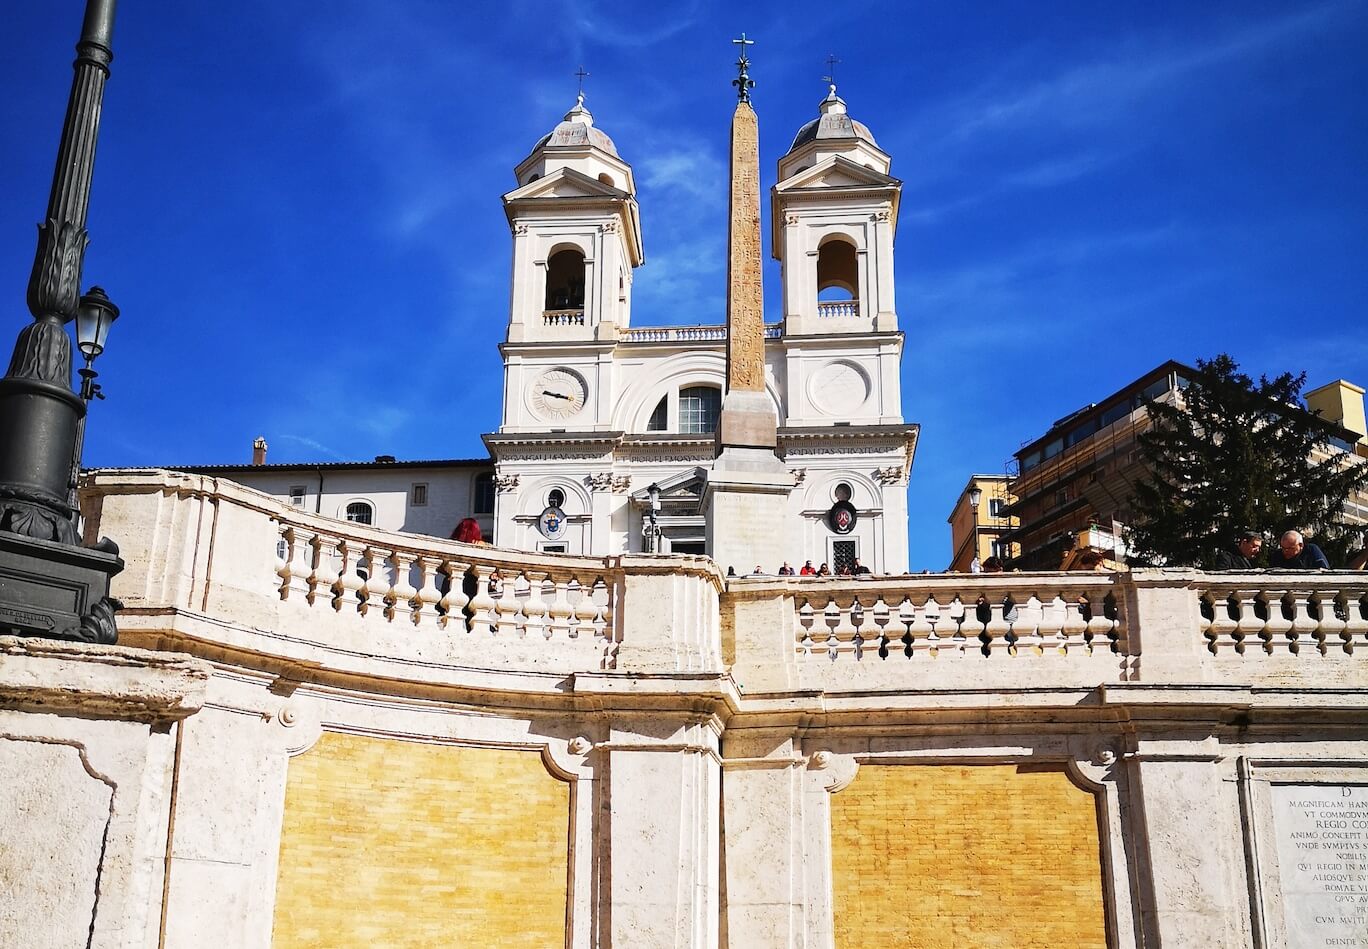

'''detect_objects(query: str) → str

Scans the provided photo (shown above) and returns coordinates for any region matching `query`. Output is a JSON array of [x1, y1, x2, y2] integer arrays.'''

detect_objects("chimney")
[[252, 436, 268, 466]]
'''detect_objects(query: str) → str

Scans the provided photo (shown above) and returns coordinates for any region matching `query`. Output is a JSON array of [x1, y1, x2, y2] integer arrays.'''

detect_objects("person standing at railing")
[[1269, 530, 1330, 569], [1348, 532, 1368, 570], [1213, 529, 1264, 569], [799, 560, 816, 576]]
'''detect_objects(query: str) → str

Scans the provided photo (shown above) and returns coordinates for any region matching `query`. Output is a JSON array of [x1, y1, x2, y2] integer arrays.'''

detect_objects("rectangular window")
[[288, 485, 306, 508], [831, 540, 857, 575], [679, 387, 721, 434], [989, 498, 1005, 517], [539, 543, 567, 554], [411, 483, 428, 507], [473, 474, 495, 515]]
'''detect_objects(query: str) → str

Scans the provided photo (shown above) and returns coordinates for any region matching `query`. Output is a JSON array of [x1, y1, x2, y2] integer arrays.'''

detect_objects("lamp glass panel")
[[75, 302, 116, 359]]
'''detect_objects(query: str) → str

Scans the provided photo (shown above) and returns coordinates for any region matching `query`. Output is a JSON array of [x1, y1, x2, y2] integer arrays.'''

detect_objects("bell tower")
[[502, 95, 644, 344], [772, 85, 901, 337]]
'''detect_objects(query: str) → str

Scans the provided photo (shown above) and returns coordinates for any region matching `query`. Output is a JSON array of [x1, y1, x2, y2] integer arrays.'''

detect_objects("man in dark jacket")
[[1269, 530, 1330, 569], [1213, 530, 1263, 569]]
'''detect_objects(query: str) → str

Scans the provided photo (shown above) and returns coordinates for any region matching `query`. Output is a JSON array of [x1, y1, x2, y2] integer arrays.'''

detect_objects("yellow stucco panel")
[[271, 732, 569, 948], [830, 763, 1107, 948]]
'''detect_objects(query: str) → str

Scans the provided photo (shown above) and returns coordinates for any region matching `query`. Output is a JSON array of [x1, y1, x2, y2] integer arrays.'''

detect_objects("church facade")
[[204, 87, 917, 574]]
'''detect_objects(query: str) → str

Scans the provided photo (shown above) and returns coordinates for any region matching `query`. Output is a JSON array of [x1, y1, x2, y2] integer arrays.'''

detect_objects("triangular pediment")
[[775, 154, 898, 193], [503, 167, 628, 203], [630, 467, 706, 503]]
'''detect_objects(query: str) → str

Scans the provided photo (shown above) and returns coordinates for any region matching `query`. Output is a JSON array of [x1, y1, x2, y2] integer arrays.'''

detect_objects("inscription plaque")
[[1272, 784, 1368, 948]]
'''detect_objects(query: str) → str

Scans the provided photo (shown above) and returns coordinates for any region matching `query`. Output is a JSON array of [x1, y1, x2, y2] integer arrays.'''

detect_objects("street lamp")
[[68, 286, 119, 505], [967, 486, 982, 571], [642, 482, 663, 553], [0, 0, 123, 644]]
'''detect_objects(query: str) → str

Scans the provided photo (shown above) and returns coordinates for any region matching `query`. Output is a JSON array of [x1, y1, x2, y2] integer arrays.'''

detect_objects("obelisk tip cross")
[[732, 34, 755, 103]]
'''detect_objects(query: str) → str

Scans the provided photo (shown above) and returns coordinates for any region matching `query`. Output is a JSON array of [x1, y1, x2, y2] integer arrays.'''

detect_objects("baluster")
[[1288, 589, 1318, 655], [1262, 589, 1294, 654], [360, 547, 392, 620], [1209, 590, 1242, 650], [437, 558, 472, 630], [546, 576, 573, 641], [1084, 594, 1115, 653], [1314, 588, 1346, 655], [286, 527, 315, 602], [565, 578, 586, 639], [983, 592, 1012, 657], [798, 598, 816, 656], [492, 570, 522, 638], [309, 534, 339, 608], [1017, 594, 1043, 656], [947, 597, 969, 657], [822, 596, 842, 661], [465, 565, 497, 635], [523, 570, 549, 641], [1060, 593, 1088, 655], [850, 597, 866, 661], [387, 550, 418, 624], [923, 595, 943, 658], [872, 596, 891, 660], [333, 539, 367, 613], [897, 596, 917, 659], [274, 523, 291, 598], [1342, 592, 1368, 653], [1229, 589, 1263, 656], [589, 578, 612, 643], [412, 555, 443, 626]]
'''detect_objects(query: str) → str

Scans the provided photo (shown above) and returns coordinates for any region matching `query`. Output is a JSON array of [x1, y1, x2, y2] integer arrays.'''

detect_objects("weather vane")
[[575, 65, 590, 98], [824, 53, 841, 87], [732, 34, 755, 103]]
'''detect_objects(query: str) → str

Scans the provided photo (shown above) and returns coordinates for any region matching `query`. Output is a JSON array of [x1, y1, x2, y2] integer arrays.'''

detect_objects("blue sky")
[[1, 1, 1365, 570]]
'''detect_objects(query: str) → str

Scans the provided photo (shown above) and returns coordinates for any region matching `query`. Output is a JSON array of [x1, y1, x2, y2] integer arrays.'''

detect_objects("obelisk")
[[704, 35, 795, 574]]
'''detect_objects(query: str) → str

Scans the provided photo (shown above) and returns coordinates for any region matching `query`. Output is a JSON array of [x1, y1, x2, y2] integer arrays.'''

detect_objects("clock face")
[[530, 368, 588, 421]]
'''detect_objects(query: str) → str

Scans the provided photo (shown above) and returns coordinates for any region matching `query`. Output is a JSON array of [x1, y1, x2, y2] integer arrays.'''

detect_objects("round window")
[[834, 483, 852, 503], [548, 488, 566, 509]]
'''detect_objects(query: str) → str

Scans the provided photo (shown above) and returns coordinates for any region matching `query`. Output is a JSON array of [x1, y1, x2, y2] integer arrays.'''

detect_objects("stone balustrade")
[[1196, 572, 1368, 656], [619, 325, 784, 343], [79, 470, 1368, 699], [542, 307, 585, 326], [81, 469, 723, 680], [816, 299, 860, 318]]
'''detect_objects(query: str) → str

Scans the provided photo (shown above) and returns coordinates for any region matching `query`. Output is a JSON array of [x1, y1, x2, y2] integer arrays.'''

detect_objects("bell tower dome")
[[772, 85, 901, 336], [503, 96, 644, 343]]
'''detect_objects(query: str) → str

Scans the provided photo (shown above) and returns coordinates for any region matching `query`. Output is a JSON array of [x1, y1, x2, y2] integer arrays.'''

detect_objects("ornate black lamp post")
[[0, 0, 123, 644]]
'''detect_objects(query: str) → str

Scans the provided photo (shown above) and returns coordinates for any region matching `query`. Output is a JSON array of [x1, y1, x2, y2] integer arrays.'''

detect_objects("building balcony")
[[816, 299, 860, 319], [542, 308, 585, 326]]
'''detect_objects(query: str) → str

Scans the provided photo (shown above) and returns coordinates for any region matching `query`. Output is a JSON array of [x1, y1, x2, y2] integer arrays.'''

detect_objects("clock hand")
[[544, 390, 573, 401]]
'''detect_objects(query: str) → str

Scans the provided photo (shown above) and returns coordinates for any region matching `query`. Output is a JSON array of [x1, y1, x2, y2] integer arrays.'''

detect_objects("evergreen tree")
[[1128, 354, 1368, 567]]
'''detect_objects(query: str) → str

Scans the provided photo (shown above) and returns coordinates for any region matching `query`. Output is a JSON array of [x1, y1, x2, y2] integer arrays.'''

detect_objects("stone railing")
[[543, 308, 585, 326], [622, 326, 726, 342], [817, 299, 860, 319], [1195, 573, 1368, 656], [77, 472, 1368, 700], [723, 569, 1368, 695], [793, 575, 1123, 662], [80, 470, 724, 682], [619, 325, 784, 343]]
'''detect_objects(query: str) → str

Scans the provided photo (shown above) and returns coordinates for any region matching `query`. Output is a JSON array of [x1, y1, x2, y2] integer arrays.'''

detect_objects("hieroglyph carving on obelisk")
[[725, 35, 766, 397]]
